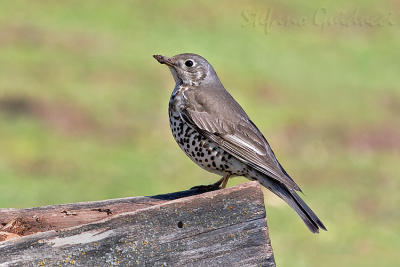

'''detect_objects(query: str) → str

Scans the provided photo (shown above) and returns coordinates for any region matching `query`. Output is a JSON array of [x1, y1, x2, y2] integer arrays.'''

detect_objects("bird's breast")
[[169, 85, 189, 114]]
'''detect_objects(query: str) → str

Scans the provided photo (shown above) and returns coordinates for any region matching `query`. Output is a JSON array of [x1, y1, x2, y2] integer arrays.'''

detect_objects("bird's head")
[[153, 53, 219, 86]]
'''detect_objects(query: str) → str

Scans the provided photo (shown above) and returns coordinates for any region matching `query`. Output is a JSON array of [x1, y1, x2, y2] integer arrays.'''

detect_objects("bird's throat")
[[168, 67, 183, 85]]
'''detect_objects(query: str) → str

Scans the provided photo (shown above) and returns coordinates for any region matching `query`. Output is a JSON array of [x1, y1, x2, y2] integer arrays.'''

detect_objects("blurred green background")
[[0, 0, 399, 266]]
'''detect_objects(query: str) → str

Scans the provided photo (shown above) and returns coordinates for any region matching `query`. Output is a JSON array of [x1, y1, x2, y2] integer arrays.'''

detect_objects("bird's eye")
[[185, 60, 194, 67]]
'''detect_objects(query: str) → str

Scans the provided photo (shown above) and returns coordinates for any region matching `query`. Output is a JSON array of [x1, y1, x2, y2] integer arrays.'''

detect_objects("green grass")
[[0, 1, 399, 266]]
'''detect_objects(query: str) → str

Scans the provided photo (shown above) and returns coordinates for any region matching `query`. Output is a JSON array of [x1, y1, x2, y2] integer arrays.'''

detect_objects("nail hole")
[[177, 221, 183, 228]]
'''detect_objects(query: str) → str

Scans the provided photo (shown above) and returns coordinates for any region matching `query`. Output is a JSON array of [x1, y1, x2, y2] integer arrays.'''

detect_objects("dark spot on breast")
[[184, 128, 191, 137], [210, 156, 214, 160], [216, 152, 221, 157], [205, 158, 208, 162], [221, 156, 226, 161], [192, 140, 195, 145], [212, 162, 216, 167], [200, 152, 204, 157], [224, 164, 229, 169]]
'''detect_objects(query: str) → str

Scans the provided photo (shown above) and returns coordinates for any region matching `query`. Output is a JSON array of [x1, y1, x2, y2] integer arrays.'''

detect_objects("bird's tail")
[[253, 174, 327, 233]]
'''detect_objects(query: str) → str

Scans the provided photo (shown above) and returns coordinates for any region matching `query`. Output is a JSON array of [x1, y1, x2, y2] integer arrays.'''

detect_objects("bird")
[[153, 53, 326, 233]]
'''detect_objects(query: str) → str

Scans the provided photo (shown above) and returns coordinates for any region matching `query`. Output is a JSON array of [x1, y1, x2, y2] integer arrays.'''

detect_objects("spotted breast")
[[168, 85, 247, 177]]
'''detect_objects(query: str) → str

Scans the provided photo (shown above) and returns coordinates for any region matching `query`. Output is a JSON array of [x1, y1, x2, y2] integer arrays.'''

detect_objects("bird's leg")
[[190, 175, 230, 193], [220, 175, 230, 188]]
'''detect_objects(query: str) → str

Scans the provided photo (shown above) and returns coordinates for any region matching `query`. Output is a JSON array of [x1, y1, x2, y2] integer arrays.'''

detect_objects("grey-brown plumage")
[[153, 53, 326, 233]]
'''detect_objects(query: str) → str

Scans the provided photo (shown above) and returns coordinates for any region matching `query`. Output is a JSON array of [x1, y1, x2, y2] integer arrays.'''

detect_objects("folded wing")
[[181, 107, 301, 191]]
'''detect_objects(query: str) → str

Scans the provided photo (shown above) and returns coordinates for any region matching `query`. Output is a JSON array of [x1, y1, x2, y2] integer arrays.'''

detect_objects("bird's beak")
[[153, 54, 175, 67]]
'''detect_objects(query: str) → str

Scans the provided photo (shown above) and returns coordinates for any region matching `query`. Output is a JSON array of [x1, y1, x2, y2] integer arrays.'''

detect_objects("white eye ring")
[[184, 59, 194, 67]]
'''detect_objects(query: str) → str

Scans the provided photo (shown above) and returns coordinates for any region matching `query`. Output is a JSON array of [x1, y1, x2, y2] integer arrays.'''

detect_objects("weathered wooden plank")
[[0, 181, 275, 267], [0, 186, 214, 238]]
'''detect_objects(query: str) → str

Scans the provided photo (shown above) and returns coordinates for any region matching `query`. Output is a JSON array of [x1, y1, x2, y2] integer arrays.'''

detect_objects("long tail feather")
[[255, 174, 327, 233]]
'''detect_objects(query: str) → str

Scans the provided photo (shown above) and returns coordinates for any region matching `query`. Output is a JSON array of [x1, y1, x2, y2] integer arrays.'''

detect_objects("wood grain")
[[0, 181, 275, 266]]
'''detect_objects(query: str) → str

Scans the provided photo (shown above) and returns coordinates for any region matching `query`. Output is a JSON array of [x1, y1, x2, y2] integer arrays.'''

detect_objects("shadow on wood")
[[0, 181, 275, 266]]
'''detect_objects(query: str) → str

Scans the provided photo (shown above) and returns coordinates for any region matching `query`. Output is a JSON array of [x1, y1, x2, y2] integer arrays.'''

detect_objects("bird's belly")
[[169, 112, 247, 176]]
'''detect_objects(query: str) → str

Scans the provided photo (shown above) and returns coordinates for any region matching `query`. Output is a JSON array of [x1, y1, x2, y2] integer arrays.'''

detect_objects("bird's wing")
[[180, 106, 301, 191]]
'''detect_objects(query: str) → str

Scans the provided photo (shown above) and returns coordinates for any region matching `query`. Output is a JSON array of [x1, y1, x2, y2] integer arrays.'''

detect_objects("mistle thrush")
[[153, 53, 326, 233]]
